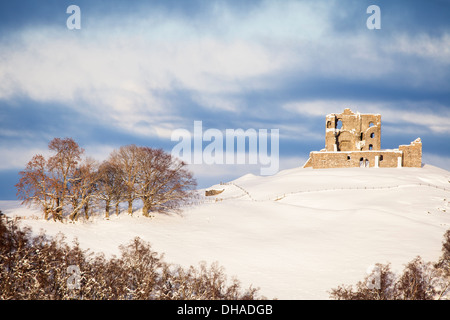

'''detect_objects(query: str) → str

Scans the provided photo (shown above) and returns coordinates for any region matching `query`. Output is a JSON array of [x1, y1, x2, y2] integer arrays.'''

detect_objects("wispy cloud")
[[0, 0, 449, 196], [283, 99, 450, 134]]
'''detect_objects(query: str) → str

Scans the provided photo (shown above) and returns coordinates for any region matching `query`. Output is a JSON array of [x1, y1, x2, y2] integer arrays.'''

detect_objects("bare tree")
[[97, 160, 125, 218], [135, 147, 197, 217], [47, 138, 84, 217], [108, 145, 140, 215], [16, 138, 85, 221], [67, 158, 100, 221], [17, 139, 197, 221], [16, 155, 60, 221]]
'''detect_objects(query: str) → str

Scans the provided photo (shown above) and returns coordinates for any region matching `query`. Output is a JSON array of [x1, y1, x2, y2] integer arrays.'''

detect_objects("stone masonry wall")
[[309, 150, 402, 169], [399, 138, 422, 167], [325, 108, 381, 152], [304, 109, 422, 169]]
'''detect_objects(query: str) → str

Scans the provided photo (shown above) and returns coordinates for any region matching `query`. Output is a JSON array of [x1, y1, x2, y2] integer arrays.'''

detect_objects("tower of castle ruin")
[[303, 108, 422, 169]]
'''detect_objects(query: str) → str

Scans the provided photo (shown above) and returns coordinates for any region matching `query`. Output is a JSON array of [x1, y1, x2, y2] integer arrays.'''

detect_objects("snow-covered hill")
[[2, 164, 450, 299]]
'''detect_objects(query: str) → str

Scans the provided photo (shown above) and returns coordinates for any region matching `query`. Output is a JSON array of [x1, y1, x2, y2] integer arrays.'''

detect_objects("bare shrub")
[[396, 257, 441, 300], [330, 231, 450, 300], [0, 216, 263, 300], [436, 229, 450, 274], [330, 263, 398, 300]]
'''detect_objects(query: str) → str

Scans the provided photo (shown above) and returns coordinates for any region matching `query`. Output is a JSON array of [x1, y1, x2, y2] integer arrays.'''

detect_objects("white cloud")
[[386, 33, 450, 64], [215, 0, 332, 41], [0, 1, 338, 106], [1, 1, 449, 142], [0, 145, 51, 170], [0, 25, 286, 137], [381, 108, 450, 134], [283, 99, 450, 134], [276, 123, 323, 141], [283, 100, 371, 117]]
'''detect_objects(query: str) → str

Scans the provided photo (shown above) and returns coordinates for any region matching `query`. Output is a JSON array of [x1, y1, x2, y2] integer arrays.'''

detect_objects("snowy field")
[[2, 164, 450, 299]]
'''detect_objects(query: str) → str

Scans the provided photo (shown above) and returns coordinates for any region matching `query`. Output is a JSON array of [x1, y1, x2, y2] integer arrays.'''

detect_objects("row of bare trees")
[[16, 138, 197, 221]]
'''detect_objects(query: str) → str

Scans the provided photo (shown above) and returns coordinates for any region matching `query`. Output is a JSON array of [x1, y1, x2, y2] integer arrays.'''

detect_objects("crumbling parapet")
[[399, 138, 422, 167], [325, 108, 381, 152]]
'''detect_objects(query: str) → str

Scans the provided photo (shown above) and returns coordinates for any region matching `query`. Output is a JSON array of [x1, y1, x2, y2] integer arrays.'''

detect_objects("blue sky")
[[1, 0, 450, 199]]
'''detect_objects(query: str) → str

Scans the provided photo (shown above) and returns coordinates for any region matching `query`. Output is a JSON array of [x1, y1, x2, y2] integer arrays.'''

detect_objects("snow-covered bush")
[[0, 216, 262, 300], [330, 232, 450, 300]]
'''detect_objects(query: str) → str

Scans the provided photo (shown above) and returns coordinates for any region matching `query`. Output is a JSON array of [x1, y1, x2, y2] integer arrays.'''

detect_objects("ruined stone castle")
[[303, 108, 422, 169]]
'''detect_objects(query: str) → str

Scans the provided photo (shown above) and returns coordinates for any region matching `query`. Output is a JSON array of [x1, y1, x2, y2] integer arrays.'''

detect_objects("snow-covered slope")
[[2, 164, 450, 299]]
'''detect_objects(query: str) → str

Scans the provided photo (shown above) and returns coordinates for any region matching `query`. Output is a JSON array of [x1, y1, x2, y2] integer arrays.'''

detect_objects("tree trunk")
[[69, 209, 79, 221], [105, 199, 110, 218], [55, 197, 63, 221], [115, 201, 120, 216], [44, 205, 50, 220], [70, 197, 79, 221], [142, 200, 149, 217], [128, 199, 133, 215], [84, 201, 89, 220], [54, 205, 63, 222]]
